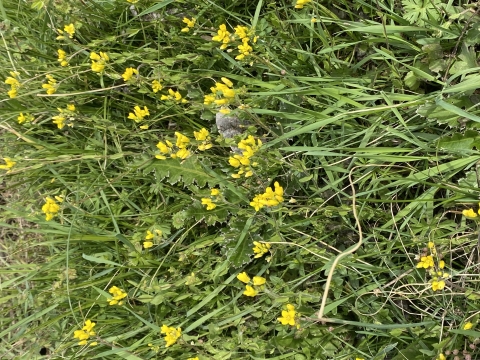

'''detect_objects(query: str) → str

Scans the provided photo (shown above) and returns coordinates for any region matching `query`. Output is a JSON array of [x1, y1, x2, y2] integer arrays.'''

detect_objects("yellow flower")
[[108, 285, 127, 305], [73, 320, 96, 346], [431, 280, 445, 291], [42, 74, 57, 95], [143, 241, 153, 249], [63, 23, 75, 38], [161, 325, 181, 347], [127, 0, 138, 2], [243, 285, 257, 297], [253, 241, 271, 258], [187, 357, 199, 360], [175, 132, 190, 148], [0, 157, 16, 170], [356, 358, 365, 360], [436, 354, 446, 360], [237, 272, 250, 284], [221, 77, 233, 88], [57, 49, 68, 66], [463, 208, 478, 218], [210, 188, 220, 196], [122, 67, 138, 81], [464, 322, 474, 330], [17, 113, 32, 124], [90, 52, 109, 73], [194, 128, 209, 141], [152, 79, 163, 93], [128, 105, 150, 122], [234, 25, 250, 40], [204, 94, 216, 105], [438, 260, 445, 269], [278, 304, 297, 326], [145, 230, 154, 240], [219, 108, 231, 114], [416, 255, 434, 269], [311, 17, 317, 23], [252, 276, 266, 286], [181, 17, 195, 32], [294, 0, 312, 9], [41, 197, 60, 221], [212, 24, 231, 45], [176, 148, 190, 159], [201, 198, 216, 210]]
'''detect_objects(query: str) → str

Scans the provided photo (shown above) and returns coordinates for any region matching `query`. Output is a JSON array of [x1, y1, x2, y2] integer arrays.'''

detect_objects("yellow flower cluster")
[[56, 23, 75, 40], [52, 104, 76, 129], [234, 25, 257, 60], [18, 113, 33, 124], [463, 204, 480, 218], [160, 324, 182, 347], [416, 243, 449, 292], [212, 24, 231, 50], [156, 132, 191, 160], [237, 272, 266, 297], [152, 79, 163, 93], [143, 229, 162, 249], [194, 128, 213, 151], [5, 71, 21, 98], [253, 241, 271, 258], [90, 52, 109, 73], [0, 157, 16, 170], [204, 77, 236, 114], [57, 49, 68, 67], [122, 67, 138, 82], [160, 88, 187, 103], [128, 105, 149, 123], [181, 17, 195, 32], [228, 135, 262, 178], [278, 304, 299, 328], [41, 196, 61, 221], [108, 285, 127, 305], [201, 188, 221, 211], [73, 320, 97, 346], [250, 182, 284, 212], [295, 0, 312, 9], [42, 74, 57, 95]]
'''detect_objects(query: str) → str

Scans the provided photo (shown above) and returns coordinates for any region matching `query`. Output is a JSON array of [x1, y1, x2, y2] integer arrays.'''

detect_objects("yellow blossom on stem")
[[42, 74, 57, 95], [431, 280, 445, 291], [57, 49, 69, 66], [253, 241, 271, 258], [201, 198, 216, 210], [41, 197, 60, 221], [108, 285, 127, 305], [294, 0, 312, 9], [237, 272, 250, 284], [18, 113, 33, 124], [122, 67, 138, 81], [0, 157, 15, 170], [90, 52, 109, 73], [463, 208, 478, 218], [175, 132, 190, 148], [278, 304, 298, 326], [152, 79, 163, 93], [194, 128, 209, 141], [128, 105, 150, 122], [181, 17, 195, 32], [73, 320, 97, 346], [161, 325, 181, 347], [416, 255, 434, 269], [52, 115, 66, 129], [63, 23, 75, 38], [175, 148, 190, 159], [464, 322, 474, 330], [243, 285, 258, 297], [253, 276, 266, 286], [143, 241, 153, 248], [210, 188, 220, 196]]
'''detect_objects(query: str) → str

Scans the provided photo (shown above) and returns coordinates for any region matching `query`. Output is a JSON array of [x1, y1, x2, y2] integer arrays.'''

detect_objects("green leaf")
[[437, 130, 480, 152]]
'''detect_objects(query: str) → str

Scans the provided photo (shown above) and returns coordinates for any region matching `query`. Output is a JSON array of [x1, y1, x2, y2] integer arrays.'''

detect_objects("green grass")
[[1, 0, 480, 359]]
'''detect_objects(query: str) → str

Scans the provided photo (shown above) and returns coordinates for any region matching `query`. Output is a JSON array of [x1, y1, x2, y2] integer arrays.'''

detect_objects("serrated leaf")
[[417, 99, 465, 127], [223, 217, 254, 268], [145, 156, 218, 187], [437, 130, 480, 152]]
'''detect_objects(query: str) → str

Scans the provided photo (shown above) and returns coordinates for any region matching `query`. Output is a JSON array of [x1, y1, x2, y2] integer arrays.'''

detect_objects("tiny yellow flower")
[[122, 67, 138, 81], [181, 17, 195, 32], [161, 325, 182, 347], [439, 260, 445, 269], [73, 320, 96, 346], [175, 132, 190, 148], [464, 322, 474, 330], [201, 198, 216, 210], [294, 0, 312, 9], [463, 208, 478, 218], [152, 79, 163, 93], [243, 285, 258, 297], [252, 276, 266, 286], [108, 285, 127, 305], [128, 105, 150, 122], [0, 157, 16, 170], [210, 188, 220, 196], [64, 23, 75, 38], [278, 304, 297, 326], [237, 272, 250, 284], [18, 113, 32, 124], [431, 280, 445, 291], [176, 148, 190, 160], [57, 49, 69, 66], [41, 197, 60, 221], [416, 255, 434, 269], [194, 128, 210, 141], [253, 241, 271, 258], [143, 241, 153, 248], [436, 354, 446, 360], [187, 357, 199, 360]]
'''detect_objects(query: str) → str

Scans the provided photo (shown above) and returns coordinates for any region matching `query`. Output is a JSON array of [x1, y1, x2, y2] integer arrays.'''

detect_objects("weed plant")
[[2, 0, 480, 359]]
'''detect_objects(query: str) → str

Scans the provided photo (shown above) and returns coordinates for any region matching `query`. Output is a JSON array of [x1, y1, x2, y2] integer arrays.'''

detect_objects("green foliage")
[[2, 0, 480, 359]]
